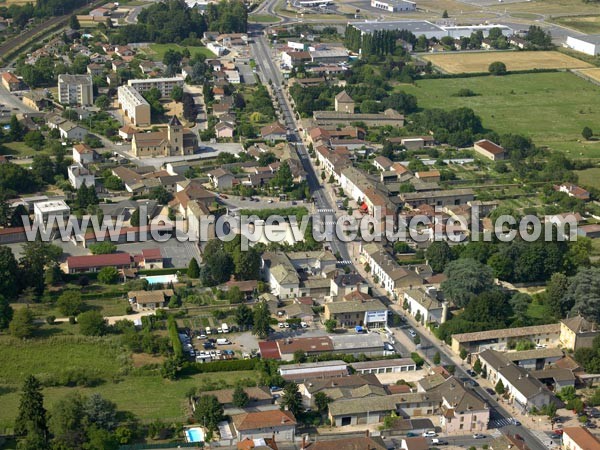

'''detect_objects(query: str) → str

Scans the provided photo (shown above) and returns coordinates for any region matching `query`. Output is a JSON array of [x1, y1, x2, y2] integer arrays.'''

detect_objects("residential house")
[[401, 189, 475, 208], [87, 63, 105, 77], [261, 252, 300, 299], [430, 377, 489, 433], [391, 136, 435, 150], [22, 90, 51, 111], [403, 287, 447, 325], [216, 121, 235, 139], [207, 168, 236, 189], [400, 437, 428, 450], [65, 252, 133, 274], [72, 143, 96, 165], [530, 367, 576, 392], [33, 200, 70, 225], [119, 125, 136, 141], [1, 72, 21, 91], [478, 349, 558, 411], [128, 289, 173, 310], [473, 139, 506, 161], [330, 273, 369, 298], [559, 316, 599, 351], [261, 122, 287, 142], [59, 121, 89, 141], [562, 426, 600, 450], [415, 170, 441, 183], [373, 155, 394, 172], [300, 374, 386, 407], [231, 410, 296, 442], [554, 183, 591, 201], [68, 164, 95, 189]]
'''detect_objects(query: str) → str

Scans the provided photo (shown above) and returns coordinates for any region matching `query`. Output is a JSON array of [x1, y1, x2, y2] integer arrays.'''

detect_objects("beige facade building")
[[127, 77, 184, 97], [131, 116, 197, 157], [118, 85, 151, 126], [58, 74, 93, 106], [559, 316, 599, 351], [334, 90, 355, 113]]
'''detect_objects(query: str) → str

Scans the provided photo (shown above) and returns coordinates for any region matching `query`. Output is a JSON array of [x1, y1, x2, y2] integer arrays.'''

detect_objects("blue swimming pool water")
[[142, 274, 178, 285], [186, 428, 204, 443]]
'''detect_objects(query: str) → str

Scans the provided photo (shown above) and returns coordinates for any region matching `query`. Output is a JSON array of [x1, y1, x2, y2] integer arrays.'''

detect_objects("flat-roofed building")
[[118, 85, 151, 126], [324, 299, 388, 329], [371, 0, 416, 12], [33, 200, 70, 224], [127, 77, 184, 97], [350, 358, 417, 374], [58, 74, 93, 106]]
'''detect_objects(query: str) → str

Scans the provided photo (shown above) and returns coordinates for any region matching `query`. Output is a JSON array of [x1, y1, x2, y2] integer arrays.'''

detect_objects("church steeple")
[[167, 115, 183, 155]]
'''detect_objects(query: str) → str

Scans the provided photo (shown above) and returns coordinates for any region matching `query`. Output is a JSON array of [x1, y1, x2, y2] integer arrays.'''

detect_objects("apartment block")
[[58, 74, 93, 106], [127, 77, 184, 97], [118, 85, 151, 126]]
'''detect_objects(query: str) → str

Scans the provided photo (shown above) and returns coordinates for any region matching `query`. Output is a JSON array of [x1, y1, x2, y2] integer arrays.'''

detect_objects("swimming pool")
[[185, 427, 204, 443], [141, 274, 178, 285]]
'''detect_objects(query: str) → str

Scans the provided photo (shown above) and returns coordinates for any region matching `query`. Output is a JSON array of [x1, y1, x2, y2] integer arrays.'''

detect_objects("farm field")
[[422, 51, 592, 74], [490, 0, 600, 16], [577, 67, 600, 82], [0, 334, 257, 431], [144, 43, 215, 61], [553, 15, 600, 34], [398, 72, 600, 158], [576, 167, 600, 190]]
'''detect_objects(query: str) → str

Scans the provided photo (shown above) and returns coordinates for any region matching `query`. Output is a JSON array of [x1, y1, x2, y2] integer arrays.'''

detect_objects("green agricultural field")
[[144, 44, 215, 61], [553, 15, 600, 34], [398, 72, 600, 159], [576, 167, 600, 190], [0, 333, 257, 430]]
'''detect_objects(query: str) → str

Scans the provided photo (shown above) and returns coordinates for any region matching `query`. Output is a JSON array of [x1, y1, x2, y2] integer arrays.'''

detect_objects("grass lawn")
[[145, 44, 215, 62], [576, 167, 600, 190], [553, 15, 600, 34], [2, 141, 47, 157], [249, 14, 281, 23], [526, 302, 553, 322], [0, 333, 257, 430], [398, 72, 600, 158]]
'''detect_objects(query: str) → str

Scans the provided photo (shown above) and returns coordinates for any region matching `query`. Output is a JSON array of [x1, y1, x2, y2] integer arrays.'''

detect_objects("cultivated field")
[[553, 15, 600, 34], [577, 67, 600, 83], [398, 72, 600, 158], [422, 51, 593, 74]]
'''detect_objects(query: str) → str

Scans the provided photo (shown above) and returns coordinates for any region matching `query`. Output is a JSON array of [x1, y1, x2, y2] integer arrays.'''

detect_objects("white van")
[[216, 338, 231, 345], [221, 323, 229, 333], [205, 326, 212, 335]]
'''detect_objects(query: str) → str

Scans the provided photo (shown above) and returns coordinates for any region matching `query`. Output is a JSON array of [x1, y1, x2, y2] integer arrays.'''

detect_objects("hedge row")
[[138, 268, 182, 276], [167, 316, 183, 360], [415, 67, 560, 81], [179, 358, 257, 375]]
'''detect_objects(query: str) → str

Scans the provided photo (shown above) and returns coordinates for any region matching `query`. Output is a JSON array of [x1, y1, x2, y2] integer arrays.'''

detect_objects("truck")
[[221, 323, 229, 333], [216, 338, 231, 345]]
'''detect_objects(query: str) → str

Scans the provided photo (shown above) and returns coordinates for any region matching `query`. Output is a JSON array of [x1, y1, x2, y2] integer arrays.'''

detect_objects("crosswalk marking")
[[488, 418, 511, 429], [337, 260, 352, 265], [317, 208, 334, 213]]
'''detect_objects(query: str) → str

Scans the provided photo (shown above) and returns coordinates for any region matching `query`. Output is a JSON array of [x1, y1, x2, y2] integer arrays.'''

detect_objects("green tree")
[[582, 127, 593, 140], [441, 259, 495, 308], [57, 290, 83, 316], [280, 382, 302, 416], [15, 375, 48, 447], [149, 186, 173, 204], [0, 246, 19, 300], [232, 384, 249, 408], [95, 95, 110, 110], [0, 295, 14, 330], [194, 395, 224, 432], [413, 334, 421, 345], [252, 301, 271, 339], [227, 286, 244, 304], [433, 351, 441, 365], [460, 348, 468, 360], [88, 242, 117, 255], [324, 318, 337, 332], [425, 241, 455, 273], [9, 115, 24, 141], [24, 131, 45, 151], [495, 379, 505, 395], [78, 310, 107, 336], [473, 358, 482, 374], [314, 392, 331, 413], [188, 258, 200, 278], [48, 392, 86, 449], [69, 15, 80, 30], [9, 307, 36, 339], [98, 266, 119, 284], [442, 10, 449, 18], [566, 267, 600, 323], [234, 303, 254, 330], [293, 350, 306, 363], [171, 85, 184, 102], [130, 208, 140, 227], [488, 61, 507, 75]]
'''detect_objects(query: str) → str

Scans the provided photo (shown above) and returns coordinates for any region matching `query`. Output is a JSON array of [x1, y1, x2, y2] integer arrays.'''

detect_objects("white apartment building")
[[127, 77, 184, 98], [58, 74, 93, 106], [118, 85, 151, 126]]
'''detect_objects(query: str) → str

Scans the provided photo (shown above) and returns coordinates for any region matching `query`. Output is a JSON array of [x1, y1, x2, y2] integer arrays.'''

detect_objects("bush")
[[46, 315, 56, 325], [179, 359, 257, 375], [489, 61, 507, 75], [411, 352, 425, 368]]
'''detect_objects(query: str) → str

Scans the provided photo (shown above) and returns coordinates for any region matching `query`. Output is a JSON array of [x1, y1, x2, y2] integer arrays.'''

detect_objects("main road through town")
[[250, 26, 353, 268]]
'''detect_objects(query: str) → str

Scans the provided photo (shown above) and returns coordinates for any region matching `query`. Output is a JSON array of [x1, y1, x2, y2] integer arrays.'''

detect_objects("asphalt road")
[[250, 29, 353, 266]]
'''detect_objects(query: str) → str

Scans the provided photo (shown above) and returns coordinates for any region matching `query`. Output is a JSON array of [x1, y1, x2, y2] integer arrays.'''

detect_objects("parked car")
[[408, 329, 417, 337], [511, 418, 521, 426], [473, 434, 485, 439], [431, 439, 448, 445], [466, 369, 477, 377], [422, 431, 437, 437]]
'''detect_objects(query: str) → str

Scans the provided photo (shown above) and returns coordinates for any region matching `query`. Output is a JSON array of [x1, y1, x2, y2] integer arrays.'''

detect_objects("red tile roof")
[[475, 139, 505, 155], [142, 248, 162, 260], [67, 252, 132, 270], [232, 410, 296, 431], [258, 340, 281, 359]]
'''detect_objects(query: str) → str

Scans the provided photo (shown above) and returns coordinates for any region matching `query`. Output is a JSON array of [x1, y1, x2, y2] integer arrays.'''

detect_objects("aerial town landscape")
[[2, 0, 600, 449]]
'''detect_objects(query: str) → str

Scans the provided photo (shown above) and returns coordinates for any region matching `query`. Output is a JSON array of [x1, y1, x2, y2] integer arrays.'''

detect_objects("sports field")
[[422, 51, 592, 74], [398, 72, 600, 158]]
